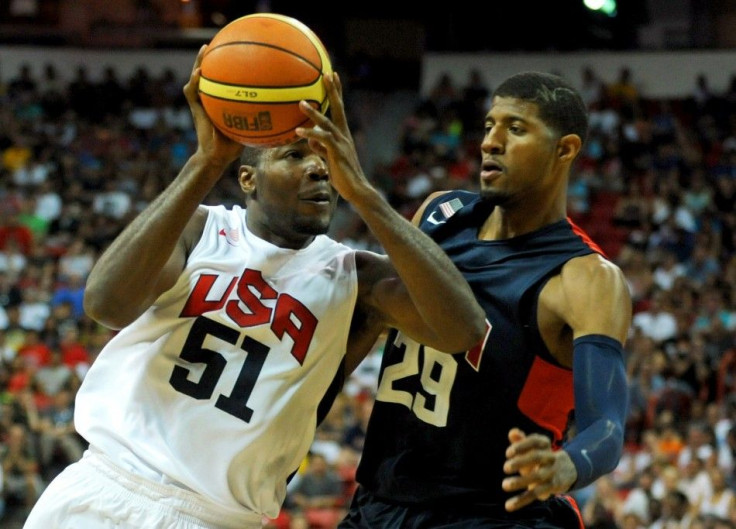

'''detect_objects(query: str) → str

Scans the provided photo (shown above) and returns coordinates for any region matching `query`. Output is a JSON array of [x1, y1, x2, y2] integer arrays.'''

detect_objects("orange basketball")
[[199, 13, 332, 147]]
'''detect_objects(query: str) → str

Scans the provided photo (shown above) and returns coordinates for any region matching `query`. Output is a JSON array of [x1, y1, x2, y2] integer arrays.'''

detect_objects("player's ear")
[[238, 165, 257, 194], [557, 134, 582, 162]]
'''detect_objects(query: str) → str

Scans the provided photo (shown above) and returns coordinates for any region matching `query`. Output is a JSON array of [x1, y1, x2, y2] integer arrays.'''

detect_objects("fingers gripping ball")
[[199, 13, 332, 147]]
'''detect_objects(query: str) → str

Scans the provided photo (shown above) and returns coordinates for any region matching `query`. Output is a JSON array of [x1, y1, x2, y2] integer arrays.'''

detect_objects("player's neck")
[[478, 203, 566, 240]]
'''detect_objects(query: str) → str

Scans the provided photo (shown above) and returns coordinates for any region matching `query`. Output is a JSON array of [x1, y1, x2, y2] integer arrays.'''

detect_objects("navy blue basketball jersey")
[[355, 190, 604, 508]]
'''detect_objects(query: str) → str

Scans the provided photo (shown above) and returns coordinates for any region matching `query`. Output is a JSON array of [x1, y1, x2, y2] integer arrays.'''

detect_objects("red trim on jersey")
[[560, 494, 585, 529], [517, 356, 574, 443], [566, 217, 607, 259]]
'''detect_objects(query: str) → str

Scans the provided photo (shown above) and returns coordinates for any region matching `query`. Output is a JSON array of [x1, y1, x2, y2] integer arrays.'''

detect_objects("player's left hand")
[[295, 73, 370, 204], [184, 44, 243, 170], [502, 428, 578, 512]]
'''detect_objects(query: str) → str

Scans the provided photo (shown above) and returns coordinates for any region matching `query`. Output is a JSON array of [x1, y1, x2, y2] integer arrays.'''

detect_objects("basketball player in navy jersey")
[[23, 46, 485, 528], [340, 71, 632, 528]]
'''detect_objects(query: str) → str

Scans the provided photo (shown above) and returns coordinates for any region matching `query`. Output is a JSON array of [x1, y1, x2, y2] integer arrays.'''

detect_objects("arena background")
[[2, 1, 736, 528]]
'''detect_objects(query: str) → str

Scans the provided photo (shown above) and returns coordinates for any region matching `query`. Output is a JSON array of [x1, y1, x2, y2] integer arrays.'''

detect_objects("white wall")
[[3, 45, 736, 99], [0, 45, 196, 83], [422, 50, 736, 99]]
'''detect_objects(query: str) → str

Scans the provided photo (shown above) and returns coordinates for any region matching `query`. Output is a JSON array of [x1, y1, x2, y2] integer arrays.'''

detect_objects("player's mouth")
[[480, 159, 504, 182], [299, 190, 333, 205]]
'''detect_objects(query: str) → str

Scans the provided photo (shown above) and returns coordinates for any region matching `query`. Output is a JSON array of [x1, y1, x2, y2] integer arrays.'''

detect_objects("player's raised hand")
[[502, 428, 578, 512], [183, 44, 243, 168], [295, 73, 370, 203]]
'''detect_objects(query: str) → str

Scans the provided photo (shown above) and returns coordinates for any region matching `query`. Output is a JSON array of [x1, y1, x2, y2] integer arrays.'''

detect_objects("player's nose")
[[305, 157, 328, 180], [481, 126, 503, 154]]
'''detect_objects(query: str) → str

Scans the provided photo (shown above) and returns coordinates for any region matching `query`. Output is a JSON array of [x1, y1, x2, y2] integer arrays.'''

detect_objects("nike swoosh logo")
[[426, 210, 445, 225]]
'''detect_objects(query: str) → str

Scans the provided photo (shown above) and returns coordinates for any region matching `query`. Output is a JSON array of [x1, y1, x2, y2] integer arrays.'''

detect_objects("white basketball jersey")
[[75, 205, 358, 518]]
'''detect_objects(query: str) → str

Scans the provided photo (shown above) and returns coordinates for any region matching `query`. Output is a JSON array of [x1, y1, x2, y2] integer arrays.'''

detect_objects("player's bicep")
[[561, 254, 632, 343], [355, 253, 430, 340]]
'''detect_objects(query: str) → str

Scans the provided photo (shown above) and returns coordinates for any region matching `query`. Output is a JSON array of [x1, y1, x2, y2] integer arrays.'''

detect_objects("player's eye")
[[284, 150, 303, 159]]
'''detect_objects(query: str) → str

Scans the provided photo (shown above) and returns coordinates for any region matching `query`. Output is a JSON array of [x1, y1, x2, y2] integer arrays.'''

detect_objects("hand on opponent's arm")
[[502, 428, 578, 512], [296, 73, 486, 354], [84, 44, 244, 329]]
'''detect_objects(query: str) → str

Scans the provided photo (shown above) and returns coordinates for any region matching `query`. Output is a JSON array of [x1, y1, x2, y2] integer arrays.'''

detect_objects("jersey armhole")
[[186, 205, 223, 265]]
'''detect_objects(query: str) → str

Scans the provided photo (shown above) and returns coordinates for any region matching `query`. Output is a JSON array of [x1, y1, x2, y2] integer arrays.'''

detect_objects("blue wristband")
[[564, 334, 627, 490]]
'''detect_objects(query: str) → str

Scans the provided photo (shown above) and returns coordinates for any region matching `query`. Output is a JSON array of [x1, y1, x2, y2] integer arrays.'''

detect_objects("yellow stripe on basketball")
[[199, 76, 324, 103]]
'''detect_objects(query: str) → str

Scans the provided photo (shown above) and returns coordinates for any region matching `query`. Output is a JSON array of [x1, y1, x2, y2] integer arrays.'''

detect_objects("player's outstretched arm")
[[502, 254, 632, 511], [297, 73, 486, 354], [558, 254, 631, 487], [84, 45, 244, 329]]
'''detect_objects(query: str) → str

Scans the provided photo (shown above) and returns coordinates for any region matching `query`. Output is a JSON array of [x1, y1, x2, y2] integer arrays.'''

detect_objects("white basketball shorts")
[[23, 449, 263, 529]]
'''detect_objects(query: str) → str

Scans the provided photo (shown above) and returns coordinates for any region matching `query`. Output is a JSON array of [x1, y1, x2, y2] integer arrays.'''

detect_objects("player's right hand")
[[501, 428, 577, 512], [294, 72, 371, 204], [184, 44, 243, 169]]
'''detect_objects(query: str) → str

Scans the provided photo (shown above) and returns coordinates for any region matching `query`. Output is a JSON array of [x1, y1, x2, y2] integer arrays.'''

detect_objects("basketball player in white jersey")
[[23, 46, 486, 528]]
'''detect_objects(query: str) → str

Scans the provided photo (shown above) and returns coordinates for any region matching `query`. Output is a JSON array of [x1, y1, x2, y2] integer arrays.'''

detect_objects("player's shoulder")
[[558, 253, 632, 342], [561, 252, 627, 289], [184, 204, 245, 252], [561, 252, 623, 280], [412, 189, 478, 225]]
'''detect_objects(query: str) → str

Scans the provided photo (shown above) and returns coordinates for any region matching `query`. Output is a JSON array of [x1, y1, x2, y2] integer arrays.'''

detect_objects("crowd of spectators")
[[3, 56, 736, 528]]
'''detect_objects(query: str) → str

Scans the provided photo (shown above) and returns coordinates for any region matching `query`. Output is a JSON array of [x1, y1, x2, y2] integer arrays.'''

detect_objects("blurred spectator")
[[683, 244, 721, 291], [580, 66, 605, 108], [459, 68, 490, 139], [342, 392, 373, 457], [0, 272, 21, 310], [0, 238, 27, 278], [613, 180, 650, 229], [57, 325, 90, 379], [16, 195, 48, 242], [679, 451, 712, 513], [16, 330, 51, 371], [651, 489, 695, 528], [50, 276, 85, 320], [33, 350, 72, 398], [92, 179, 132, 220], [653, 251, 686, 291], [622, 465, 657, 525], [35, 389, 84, 481], [18, 286, 50, 333], [0, 212, 33, 256], [57, 238, 95, 282], [702, 467, 736, 520], [606, 67, 640, 113], [7, 64, 37, 101], [0, 423, 43, 517], [286, 453, 345, 528], [581, 475, 623, 528], [39, 63, 67, 120], [33, 180, 62, 225], [426, 72, 459, 117], [632, 289, 678, 345]]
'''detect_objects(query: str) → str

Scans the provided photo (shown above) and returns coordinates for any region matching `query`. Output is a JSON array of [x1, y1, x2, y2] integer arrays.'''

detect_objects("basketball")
[[198, 13, 332, 148]]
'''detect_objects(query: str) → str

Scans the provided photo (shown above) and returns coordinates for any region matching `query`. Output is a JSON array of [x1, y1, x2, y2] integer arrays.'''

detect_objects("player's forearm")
[[352, 187, 486, 351], [84, 154, 226, 327], [565, 335, 628, 490]]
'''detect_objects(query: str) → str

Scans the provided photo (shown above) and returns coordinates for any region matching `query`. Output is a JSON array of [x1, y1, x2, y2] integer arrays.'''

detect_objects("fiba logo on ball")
[[199, 13, 332, 147], [222, 111, 273, 132]]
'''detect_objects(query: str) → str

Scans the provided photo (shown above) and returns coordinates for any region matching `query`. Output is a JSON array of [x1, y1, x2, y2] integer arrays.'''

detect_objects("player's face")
[[479, 96, 560, 206], [240, 140, 338, 249]]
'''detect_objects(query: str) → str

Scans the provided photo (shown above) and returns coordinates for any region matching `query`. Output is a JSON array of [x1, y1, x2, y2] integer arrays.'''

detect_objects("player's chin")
[[294, 215, 331, 236], [479, 188, 509, 206]]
